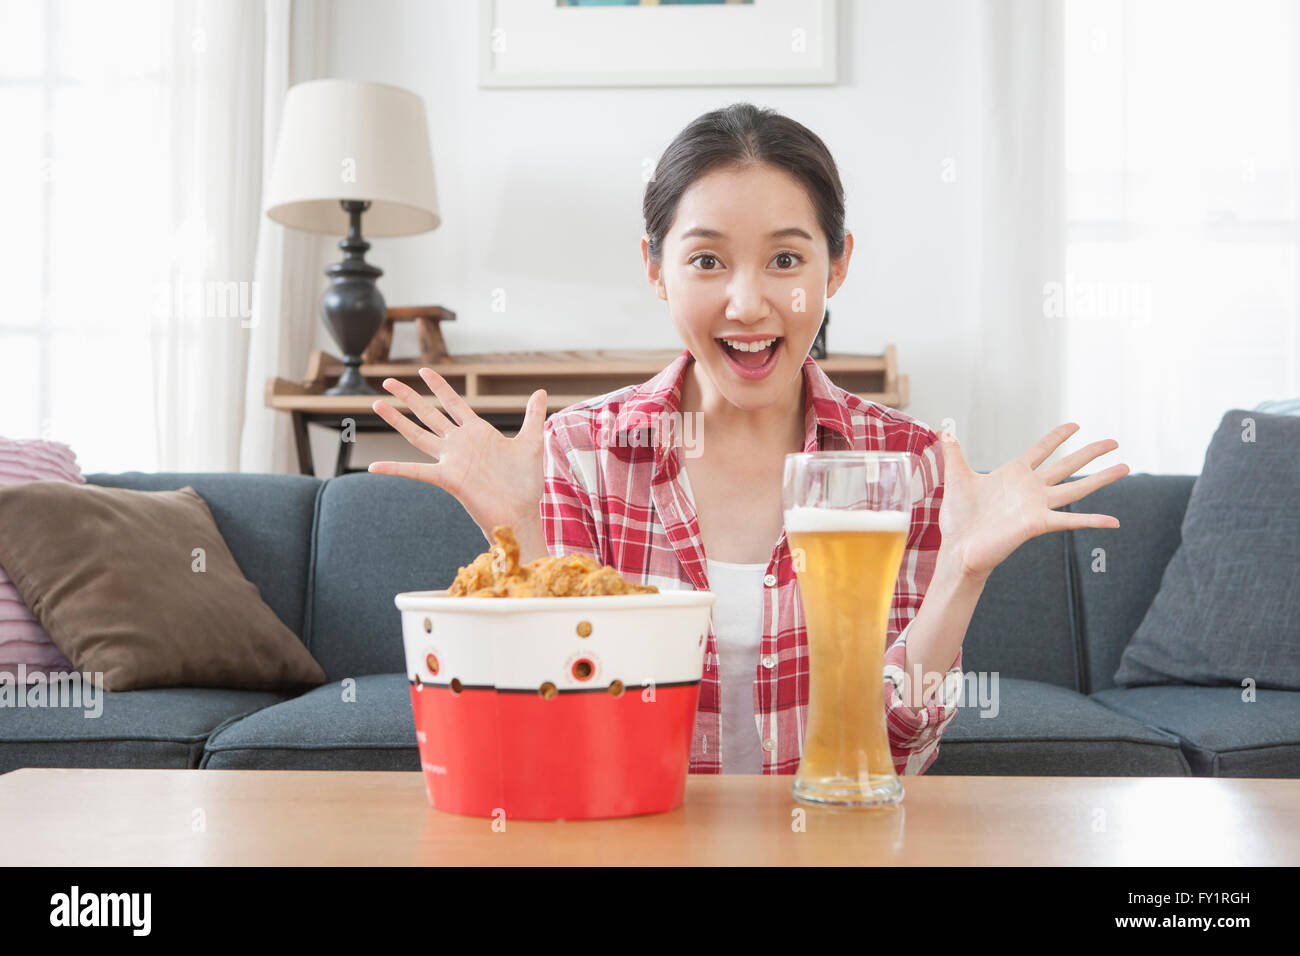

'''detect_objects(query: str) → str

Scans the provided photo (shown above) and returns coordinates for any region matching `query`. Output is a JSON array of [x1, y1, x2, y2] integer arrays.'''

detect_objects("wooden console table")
[[265, 346, 910, 477]]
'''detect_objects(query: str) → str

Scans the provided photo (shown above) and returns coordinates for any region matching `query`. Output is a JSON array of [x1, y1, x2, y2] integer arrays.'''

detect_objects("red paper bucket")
[[396, 589, 713, 820]]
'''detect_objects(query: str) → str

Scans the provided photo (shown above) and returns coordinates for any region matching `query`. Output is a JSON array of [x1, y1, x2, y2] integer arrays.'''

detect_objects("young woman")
[[368, 103, 1128, 776]]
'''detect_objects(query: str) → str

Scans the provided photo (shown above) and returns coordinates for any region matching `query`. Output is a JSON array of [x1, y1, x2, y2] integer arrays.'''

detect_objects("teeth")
[[720, 337, 778, 352]]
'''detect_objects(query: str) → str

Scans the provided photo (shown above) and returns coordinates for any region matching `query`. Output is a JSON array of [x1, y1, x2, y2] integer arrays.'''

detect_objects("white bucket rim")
[[395, 588, 715, 613]]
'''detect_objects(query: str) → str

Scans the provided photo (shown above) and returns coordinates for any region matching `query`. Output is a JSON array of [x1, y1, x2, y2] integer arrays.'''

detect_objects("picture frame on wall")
[[478, 0, 838, 88]]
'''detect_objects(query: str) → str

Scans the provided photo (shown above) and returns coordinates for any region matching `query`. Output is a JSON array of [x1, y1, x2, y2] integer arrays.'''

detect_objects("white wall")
[[308, 0, 985, 474]]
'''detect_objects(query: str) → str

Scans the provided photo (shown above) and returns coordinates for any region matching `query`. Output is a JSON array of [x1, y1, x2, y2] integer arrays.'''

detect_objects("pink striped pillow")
[[0, 437, 82, 681]]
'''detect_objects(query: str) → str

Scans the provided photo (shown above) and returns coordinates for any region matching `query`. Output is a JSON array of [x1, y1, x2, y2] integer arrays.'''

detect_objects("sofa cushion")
[[1064, 474, 1196, 693], [960, 531, 1081, 691], [0, 482, 326, 692], [86, 472, 321, 640], [0, 437, 81, 679], [1091, 685, 1300, 777], [201, 673, 419, 770], [926, 677, 1190, 775], [308, 474, 487, 680], [1113, 410, 1300, 690], [0, 685, 289, 772]]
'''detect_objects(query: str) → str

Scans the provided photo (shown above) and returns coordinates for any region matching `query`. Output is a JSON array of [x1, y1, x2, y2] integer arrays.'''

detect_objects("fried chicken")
[[447, 525, 658, 598]]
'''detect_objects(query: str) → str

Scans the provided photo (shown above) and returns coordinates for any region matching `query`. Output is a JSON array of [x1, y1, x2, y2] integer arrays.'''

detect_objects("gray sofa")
[[2, 470, 1296, 777]]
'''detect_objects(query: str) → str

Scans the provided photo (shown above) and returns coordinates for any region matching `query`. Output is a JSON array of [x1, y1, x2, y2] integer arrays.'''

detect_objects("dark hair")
[[642, 102, 846, 266]]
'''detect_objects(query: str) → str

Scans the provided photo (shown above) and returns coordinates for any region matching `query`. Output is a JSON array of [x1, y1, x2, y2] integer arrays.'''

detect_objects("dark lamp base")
[[324, 361, 380, 396]]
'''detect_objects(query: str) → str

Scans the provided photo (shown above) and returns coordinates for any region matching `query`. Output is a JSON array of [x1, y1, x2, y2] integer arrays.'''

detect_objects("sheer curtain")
[[960, 0, 1068, 474], [239, 0, 332, 475], [1, 0, 326, 474], [156, 0, 331, 472], [0, 0, 183, 472], [1061, 0, 1299, 475], [150, 0, 264, 471]]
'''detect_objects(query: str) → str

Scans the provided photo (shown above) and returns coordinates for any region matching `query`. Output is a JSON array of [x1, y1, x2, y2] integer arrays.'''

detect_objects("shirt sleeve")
[[540, 414, 603, 561], [881, 429, 964, 774]]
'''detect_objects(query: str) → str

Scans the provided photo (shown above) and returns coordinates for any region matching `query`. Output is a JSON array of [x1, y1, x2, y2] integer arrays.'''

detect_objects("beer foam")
[[783, 507, 909, 533]]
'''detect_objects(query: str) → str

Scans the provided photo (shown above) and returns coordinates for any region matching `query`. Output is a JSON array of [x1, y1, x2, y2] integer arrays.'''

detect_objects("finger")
[[937, 431, 971, 473], [1038, 438, 1120, 486], [1045, 463, 1130, 509], [1018, 422, 1080, 471], [1044, 509, 1121, 531], [367, 460, 440, 483], [381, 377, 455, 435], [418, 367, 477, 426], [518, 389, 547, 440], [380, 377, 456, 436], [372, 399, 440, 456]]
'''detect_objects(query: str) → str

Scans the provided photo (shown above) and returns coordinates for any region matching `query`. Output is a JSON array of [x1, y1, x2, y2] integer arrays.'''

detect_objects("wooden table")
[[265, 347, 910, 477], [1, 769, 1295, 865]]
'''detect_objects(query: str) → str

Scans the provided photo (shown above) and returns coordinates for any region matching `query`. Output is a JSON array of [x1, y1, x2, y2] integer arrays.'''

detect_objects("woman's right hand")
[[367, 369, 548, 536]]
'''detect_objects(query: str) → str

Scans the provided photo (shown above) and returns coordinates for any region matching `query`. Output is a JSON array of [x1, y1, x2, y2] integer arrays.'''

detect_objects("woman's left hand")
[[936, 423, 1130, 580]]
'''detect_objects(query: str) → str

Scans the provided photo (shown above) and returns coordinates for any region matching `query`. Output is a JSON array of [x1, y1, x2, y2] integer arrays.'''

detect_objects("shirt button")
[[761, 655, 776, 669], [762, 738, 776, 752], [763, 573, 777, 587]]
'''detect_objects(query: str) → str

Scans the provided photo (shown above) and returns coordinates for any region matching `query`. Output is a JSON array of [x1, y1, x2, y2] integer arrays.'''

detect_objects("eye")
[[772, 251, 803, 270], [689, 253, 721, 271]]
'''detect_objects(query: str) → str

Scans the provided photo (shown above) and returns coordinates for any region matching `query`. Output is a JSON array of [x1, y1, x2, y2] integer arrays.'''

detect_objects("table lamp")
[[264, 79, 441, 395]]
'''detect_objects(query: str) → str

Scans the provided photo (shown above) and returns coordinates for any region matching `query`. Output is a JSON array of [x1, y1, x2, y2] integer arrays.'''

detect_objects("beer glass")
[[783, 451, 911, 808]]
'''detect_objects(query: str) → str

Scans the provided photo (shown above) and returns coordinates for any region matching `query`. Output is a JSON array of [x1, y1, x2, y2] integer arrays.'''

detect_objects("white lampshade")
[[264, 79, 440, 237]]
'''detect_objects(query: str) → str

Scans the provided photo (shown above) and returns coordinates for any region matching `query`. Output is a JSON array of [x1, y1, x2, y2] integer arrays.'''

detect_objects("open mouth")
[[716, 336, 783, 378]]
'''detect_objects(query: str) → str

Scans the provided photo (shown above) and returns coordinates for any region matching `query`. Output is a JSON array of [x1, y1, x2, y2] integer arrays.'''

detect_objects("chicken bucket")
[[396, 589, 715, 820]]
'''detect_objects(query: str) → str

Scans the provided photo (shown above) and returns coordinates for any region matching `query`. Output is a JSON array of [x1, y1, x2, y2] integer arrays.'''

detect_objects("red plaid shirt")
[[540, 347, 962, 775]]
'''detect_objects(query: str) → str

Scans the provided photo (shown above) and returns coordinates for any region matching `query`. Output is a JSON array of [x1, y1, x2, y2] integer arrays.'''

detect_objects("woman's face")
[[643, 162, 852, 412]]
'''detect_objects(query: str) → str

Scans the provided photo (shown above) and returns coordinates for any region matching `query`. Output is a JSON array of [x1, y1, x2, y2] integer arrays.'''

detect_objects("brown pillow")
[[0, 481, 326, 692]]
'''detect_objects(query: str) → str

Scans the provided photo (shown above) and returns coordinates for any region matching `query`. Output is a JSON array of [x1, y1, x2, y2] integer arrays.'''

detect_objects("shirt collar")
[[608, 347, 856, 465]]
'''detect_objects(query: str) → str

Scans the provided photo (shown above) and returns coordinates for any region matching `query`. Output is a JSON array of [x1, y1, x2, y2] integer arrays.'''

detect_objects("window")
[[1, 0, 169, 472], [1063, 0, 1298, 474]]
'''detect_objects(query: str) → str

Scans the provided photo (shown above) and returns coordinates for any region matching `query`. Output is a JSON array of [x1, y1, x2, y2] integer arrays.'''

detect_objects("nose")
[[724, 268, 772, 324]]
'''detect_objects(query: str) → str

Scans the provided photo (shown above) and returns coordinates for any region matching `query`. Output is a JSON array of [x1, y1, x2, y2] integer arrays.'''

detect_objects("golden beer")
[[783, 452, 912, 808]]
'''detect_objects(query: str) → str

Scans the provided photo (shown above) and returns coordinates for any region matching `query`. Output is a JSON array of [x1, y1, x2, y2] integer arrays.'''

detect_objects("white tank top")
[[705, 558, 768, 773]]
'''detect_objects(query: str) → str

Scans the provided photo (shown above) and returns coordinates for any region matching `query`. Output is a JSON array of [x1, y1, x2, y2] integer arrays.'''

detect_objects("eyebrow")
[[678, 226, 814, 242]]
